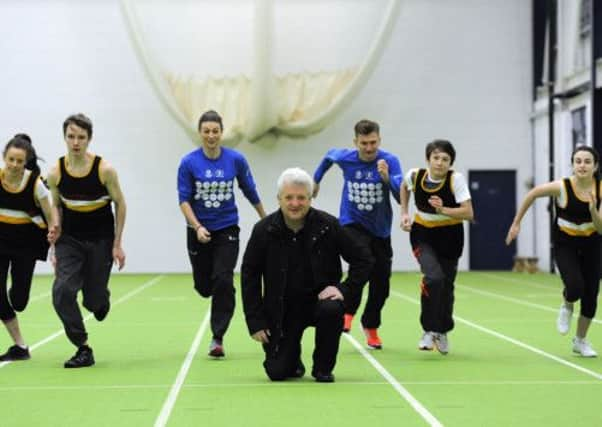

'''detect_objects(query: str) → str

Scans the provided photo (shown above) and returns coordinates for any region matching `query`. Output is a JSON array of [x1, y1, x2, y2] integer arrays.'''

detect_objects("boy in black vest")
[[47, 114, 127, 368], [400, 140, 473, 355]]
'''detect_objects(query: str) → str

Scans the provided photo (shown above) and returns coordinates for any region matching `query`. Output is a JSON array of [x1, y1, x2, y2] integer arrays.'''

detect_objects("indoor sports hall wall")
[[0, 0, 532, 273]]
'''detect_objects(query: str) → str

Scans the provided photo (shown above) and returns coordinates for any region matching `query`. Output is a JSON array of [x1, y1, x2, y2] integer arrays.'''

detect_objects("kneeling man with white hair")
[[241, 167, 373, 382]]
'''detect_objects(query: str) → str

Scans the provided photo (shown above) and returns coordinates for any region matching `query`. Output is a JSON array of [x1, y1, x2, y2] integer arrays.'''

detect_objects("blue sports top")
[[313, 148, 402, 238], [177, 147, 261, 231]]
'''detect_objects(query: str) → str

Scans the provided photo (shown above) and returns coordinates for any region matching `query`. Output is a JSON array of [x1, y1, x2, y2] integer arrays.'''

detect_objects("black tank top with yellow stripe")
[[554, 177, 601, 246], [0, 171, 49, 259], [410, 168, 464, 259], [57, 155, 114, 240], [413, 169, 460, 214]]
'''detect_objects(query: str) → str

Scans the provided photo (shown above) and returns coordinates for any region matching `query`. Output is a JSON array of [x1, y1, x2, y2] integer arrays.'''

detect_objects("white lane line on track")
[[343, 332, 443, 426], [29, 290, 52, 303], [456, 283, 602, 325], [473, 272, 560, 290], [154, 308, 210, 427], [2, 379, 602, 393], [391, 290, 602, 381], [0, 274, 165, 369]]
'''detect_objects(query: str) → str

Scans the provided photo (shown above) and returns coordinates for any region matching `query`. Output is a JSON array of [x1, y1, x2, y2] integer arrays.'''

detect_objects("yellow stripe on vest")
[[414, 212, 462, 228], [557, 218, 597, 237], [60, 196, 111, 212]]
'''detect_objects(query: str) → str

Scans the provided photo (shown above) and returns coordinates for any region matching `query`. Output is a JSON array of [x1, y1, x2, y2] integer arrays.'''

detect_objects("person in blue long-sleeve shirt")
[[178, 110, 266, 357], [313, 119, 402, 349]]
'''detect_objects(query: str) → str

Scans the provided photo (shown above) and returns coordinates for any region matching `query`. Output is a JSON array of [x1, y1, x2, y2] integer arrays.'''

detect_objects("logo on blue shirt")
[[194, 179, 234, 208], [347, 181, 384, 211]]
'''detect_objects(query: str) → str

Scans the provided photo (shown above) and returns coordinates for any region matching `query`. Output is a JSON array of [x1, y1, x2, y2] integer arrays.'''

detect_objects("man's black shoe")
[[94, 302, 110, 321], [311, 370, 335, 383], [0, 345, 30, 362], [64, 345, 95, 368], [290, 360, 305, 378]]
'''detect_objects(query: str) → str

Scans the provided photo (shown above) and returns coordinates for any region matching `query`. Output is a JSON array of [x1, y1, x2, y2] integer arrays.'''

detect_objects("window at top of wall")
[[580, 0, 592, 39], [571, 106, 587, 148]]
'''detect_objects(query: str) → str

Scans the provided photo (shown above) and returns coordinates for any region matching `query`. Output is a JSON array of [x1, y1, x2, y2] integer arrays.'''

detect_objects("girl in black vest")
[[400, 140, 474, 355], [0, 135, 56, 362], [506, 145, 602, 357]]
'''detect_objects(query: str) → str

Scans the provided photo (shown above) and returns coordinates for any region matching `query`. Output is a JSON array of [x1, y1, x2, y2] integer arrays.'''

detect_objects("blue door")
[[468, 170, 516, 270]]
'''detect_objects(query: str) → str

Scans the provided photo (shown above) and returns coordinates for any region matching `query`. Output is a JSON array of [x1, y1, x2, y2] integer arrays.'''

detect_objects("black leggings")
[[554, 242, 600, 319], [0, 255, 37, 321], [413, 242, 458, 334], [52, 235, 113, 347], [342, 225, 392, 329], [187, 225, 239, 340]]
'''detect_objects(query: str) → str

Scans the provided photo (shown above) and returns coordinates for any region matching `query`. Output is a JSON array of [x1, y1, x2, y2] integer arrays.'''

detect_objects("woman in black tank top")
[[506, 146, 602, 357], [0, 135, 56, 362]]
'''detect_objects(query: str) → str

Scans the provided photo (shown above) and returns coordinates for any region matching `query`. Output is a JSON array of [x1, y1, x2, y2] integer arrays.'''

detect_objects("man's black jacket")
[[241, 207, 374, 342]]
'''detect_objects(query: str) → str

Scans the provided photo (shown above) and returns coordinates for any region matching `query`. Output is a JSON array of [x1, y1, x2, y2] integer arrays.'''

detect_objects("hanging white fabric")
[[120, 0, 401, 145]]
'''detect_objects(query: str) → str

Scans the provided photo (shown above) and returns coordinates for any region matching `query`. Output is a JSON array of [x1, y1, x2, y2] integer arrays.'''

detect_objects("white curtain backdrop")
[[120, 0, 401, 145]]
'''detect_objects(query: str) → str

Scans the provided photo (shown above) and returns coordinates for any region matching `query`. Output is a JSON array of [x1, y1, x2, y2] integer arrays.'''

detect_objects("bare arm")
[[253, 202, 266, 219], [312, 182, 320, 198], [100, 161, 126, 270], [588, 188, 602, 233], [36, 186, 56, 233], [45, 166, 62, 244], [400, 181, 412, 232], [505, 181, 562, 245], [428, 196, 474, 221]]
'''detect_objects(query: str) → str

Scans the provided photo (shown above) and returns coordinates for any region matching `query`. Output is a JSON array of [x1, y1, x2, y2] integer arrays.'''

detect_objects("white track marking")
[[473, 272, 559, 290], [343, 333, 443, 426], [2, 379, 601, 393], [0, 275, 165, 369], [456, 283, 602, 325], [154, 309, 210, 427], [391, 290, 602, 381], [29, 290, 51, 303]]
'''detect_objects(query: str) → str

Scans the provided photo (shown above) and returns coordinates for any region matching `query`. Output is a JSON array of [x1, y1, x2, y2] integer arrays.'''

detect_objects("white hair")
[[276, 167, 314, 196]]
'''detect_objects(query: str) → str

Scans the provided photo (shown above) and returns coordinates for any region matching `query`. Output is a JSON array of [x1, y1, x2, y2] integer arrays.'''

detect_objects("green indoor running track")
[[1, 272, 600, 426]]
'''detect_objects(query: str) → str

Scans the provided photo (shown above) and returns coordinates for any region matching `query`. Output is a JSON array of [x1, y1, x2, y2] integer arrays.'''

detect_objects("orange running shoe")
[[363, 328, 382, 349], [343, 314, 354, 333]]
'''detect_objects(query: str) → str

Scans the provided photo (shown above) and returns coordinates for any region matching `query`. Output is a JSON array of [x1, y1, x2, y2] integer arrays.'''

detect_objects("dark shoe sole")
[[208, 348, 225, 358], [311, 369, 335, 383], [312, 374, 335, 383], [0, 354, 31, 362], [64, 348, 95, 368], [64, 360, 95, 368], [0, 346, 31, 362]]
